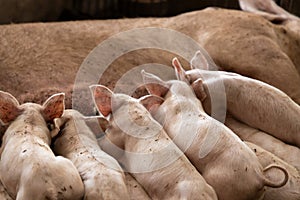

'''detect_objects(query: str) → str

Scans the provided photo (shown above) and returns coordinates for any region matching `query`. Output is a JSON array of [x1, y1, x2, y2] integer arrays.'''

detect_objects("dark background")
[[0, 0, 299, 24], [62, 0, 299, 19]]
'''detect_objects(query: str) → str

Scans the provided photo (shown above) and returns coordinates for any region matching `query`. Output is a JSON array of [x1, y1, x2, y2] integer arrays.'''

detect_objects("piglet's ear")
[[90, 85, 113, 117], [238, 0, 295, 22], [139, 95, 164, 113], [141, 70, 169, 97], [42, 93, 65, 122], [0, 91, 22, 125], [191, 78, 207, 102], [172, 57, 189, 83], [97, 117, 109, 132], [190, 50, 209, 70], [51, 116, 69, 138]]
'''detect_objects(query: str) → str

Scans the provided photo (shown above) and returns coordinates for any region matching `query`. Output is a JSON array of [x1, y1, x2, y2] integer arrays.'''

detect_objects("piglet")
[[141, 70, 288, 200], [91, 85, 218, 200], [226, 116, 300, 172], [0, 91, 84, 200], [52, 109, 130, 200], [175, 51, 300, 148], [246, 142, 300, 200]]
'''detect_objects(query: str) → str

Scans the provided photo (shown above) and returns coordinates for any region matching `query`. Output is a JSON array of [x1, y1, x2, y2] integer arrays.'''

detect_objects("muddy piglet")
[[226, 116, 300, 172], [90, 85, 218, 200], [52, 109, 130, 200], [177, 51, 300, 149], [141, 70, 288, 200], [0, 91, 84, 200], [245, 142, 300, 200]]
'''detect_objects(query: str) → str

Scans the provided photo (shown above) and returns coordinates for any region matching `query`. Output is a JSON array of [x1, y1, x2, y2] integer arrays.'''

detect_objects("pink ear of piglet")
[[42, 93, 65, 122], [0, 91, 22, 125], [141, 70, 170, 98], [191, 78, 207, 102], [90, 85, 113, 117], [190, 50, 210, 70], [139, 95, 164, 114]]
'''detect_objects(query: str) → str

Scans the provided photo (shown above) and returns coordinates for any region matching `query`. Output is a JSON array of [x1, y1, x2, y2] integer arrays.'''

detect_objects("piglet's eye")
[[47, 123, 54, 130]]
